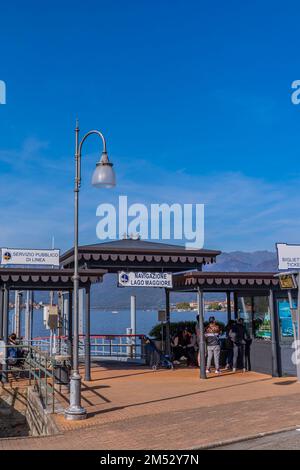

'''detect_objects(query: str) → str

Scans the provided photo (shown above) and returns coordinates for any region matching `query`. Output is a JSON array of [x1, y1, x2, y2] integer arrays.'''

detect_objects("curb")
[[192, 425, 300, 450]]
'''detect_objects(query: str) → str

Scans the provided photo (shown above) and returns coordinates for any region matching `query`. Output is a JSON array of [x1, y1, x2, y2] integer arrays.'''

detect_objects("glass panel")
[[253, 297, 271, 340], [278, 299, 296, 341], [238, 296, 252, 337]]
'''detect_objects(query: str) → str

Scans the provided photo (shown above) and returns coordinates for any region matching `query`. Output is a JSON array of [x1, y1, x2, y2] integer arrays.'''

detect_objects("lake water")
[[10, 308, 228, 338]]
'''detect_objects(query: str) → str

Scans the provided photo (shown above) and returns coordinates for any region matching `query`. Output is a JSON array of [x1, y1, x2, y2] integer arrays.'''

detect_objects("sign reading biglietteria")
[[118, 271, 173, 288], [276, 243, 300, 270], [0, 248, 60, 267]]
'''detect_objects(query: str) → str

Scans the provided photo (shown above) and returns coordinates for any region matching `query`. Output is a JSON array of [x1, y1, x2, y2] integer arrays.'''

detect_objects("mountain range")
[[205, 250, 277, 273]]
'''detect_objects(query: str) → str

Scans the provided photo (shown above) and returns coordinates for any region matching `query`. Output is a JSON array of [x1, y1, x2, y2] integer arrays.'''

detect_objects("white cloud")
[[0, 140, 297, 253]]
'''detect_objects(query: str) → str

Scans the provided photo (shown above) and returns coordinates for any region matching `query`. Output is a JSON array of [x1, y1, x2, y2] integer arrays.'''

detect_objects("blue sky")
[[1, 0, 300, 252]]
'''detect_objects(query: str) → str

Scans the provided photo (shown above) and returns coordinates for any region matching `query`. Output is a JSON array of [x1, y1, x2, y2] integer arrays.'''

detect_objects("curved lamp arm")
[[76, 126, 108, 188], [79, 129, 107, 155]]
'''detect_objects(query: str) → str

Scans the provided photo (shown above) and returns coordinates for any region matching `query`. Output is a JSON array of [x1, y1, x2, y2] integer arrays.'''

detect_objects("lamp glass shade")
[[92, 162, 116, 188]]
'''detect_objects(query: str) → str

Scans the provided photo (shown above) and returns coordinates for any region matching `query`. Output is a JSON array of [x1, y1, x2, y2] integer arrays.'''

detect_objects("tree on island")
[[208, 302, 222, 311], [176, 302, 191, 310]]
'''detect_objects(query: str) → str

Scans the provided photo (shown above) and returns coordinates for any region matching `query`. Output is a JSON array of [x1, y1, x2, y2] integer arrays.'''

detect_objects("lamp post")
[[65, 121, 116, 420]]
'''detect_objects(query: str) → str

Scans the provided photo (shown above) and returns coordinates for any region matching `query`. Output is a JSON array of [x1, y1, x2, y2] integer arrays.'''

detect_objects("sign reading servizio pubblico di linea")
[[0, 248, 60, 267], [118, 271, 173, 288]]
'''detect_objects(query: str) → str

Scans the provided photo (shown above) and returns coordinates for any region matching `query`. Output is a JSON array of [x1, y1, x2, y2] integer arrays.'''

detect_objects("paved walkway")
[[2, 364, 300, 449], [217, 430, 300, 450]]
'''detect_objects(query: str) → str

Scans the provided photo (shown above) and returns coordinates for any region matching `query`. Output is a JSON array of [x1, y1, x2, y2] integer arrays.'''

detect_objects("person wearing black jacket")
[[224, 320, 235, 370], [229, 318, 247, 372]]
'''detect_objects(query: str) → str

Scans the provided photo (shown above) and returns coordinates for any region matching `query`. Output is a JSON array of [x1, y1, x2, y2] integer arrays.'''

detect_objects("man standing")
[[205, 316, 222, 374], [229, 318, 247, 372]]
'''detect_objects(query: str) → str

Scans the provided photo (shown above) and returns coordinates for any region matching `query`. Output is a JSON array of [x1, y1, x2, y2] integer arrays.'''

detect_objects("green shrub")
[[149, 320, 225, 340]]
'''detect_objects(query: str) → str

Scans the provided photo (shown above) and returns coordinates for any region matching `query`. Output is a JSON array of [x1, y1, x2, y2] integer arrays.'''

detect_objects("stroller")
[[144, 337, 173, 370]]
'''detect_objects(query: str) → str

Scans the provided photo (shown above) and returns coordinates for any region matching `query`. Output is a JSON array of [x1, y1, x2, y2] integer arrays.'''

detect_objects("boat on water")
[[111, 310, 119, 314]]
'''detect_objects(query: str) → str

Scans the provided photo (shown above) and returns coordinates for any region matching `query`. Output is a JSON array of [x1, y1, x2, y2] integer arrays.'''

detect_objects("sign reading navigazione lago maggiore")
[[0, 248, 60, 267], [118, 271, 173, 288], [276, 243, 300, 270]]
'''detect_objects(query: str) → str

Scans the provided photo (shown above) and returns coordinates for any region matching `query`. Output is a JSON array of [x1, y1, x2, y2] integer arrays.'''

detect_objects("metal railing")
[[80, 334, 146, 360], [0, 343, 56, 413], [0, 334, 147, 416], [31, 334, 147, 360]]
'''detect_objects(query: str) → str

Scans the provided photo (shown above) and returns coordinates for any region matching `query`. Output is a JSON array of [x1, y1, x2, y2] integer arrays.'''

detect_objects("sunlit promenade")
[[2, 362, 300, 449]]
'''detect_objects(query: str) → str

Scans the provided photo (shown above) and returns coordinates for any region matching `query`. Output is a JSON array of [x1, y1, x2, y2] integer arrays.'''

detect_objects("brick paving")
[[1, 363, 300, 449]]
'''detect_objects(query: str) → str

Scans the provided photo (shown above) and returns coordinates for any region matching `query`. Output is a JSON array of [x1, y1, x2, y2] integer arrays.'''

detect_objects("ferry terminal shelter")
[[60, 239, 298, 380], [0, 238, 298, 385]]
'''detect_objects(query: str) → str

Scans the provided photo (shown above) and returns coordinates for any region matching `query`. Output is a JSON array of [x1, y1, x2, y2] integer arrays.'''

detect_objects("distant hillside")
[[89, 251, 277, 308], [205, 251, 277, 273]]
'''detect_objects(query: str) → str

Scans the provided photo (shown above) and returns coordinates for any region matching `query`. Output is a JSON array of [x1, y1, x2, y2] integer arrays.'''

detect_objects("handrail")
[[1, 344, 57, 413]]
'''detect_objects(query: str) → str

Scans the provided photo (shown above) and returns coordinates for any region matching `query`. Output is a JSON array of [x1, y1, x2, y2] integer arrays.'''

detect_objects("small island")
[[172, 300, 229, 311]]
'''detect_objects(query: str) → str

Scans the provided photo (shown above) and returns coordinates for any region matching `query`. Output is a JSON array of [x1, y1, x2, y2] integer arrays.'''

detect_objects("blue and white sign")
[[118, 271, 173, 288], [0, 248, 60, 267]]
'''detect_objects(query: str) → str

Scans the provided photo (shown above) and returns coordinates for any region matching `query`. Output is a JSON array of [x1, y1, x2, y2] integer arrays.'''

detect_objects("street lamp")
[[65, 121, 116, 420]]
